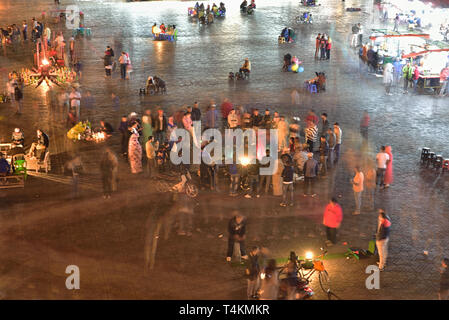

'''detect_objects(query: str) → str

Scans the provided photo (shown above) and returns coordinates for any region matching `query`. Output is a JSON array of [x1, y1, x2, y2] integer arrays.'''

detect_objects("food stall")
[[402, 48, 449, 91], [369, 30, 430, 65]]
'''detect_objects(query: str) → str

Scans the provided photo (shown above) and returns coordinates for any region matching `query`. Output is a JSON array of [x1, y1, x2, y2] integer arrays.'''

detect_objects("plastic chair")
[[420, 147, 430, 163], [309, 84, 317, 93]]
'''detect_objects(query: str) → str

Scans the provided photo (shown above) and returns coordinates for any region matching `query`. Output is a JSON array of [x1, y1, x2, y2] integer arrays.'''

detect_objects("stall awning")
[[369, 33, 430, 40], [402, 48, 449, 58]]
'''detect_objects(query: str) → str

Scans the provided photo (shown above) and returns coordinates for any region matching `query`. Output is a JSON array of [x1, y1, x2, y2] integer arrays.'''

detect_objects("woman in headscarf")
[[128, 129, 143, 174], [384, 146, 393, 188]]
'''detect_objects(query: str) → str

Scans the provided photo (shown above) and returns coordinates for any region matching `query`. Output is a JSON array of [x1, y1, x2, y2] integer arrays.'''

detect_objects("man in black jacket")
[[226, 213, 248, 262], [245, 246, 260, 299], [319, 135, 329, 175], [281, 159, 294, 206], [244, 159, 260, 198]]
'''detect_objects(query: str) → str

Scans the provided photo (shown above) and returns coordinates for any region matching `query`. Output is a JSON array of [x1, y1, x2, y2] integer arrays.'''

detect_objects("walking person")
[[245, 246, 261, 300], [100, 148, 118, 199], [153, 108, 167, 146], [351, 24, 360, 48], [393, 14, 400, 32], [103, 48, 113, 77], [360, 111, 370, 140], [67, 154, 83, 199], [226, 213, 248, 262], [351, 166, 364, 215], [314, 33, 321, 58], [128, 128, 143, 174], [376, 209, 391, 271], [326, 127, 336, 168], [383, 62, 394, 95], [376, 146, 390, 189], [304, 120, 318, 152], [323, 197, 343, 246], [13, 83, 23, 115], [118, 51, 129, 80], [326, 36, 332, 60], [280, 159, 294, 207], [438, 258, 449, 300], [319, 135, 329, 175], [384, 146, 393, 188], [22, 20, 27, 41], [402, 62, 413, 94]]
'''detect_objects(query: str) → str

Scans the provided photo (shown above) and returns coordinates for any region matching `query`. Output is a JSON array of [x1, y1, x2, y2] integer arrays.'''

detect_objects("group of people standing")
[[315, 33, 332, 60]]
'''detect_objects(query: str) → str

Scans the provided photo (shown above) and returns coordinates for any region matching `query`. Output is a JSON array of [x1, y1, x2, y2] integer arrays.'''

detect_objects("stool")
[[442, 159, 449, 173], [420, 147, 430, 163], [309, 84, 317, 93], [426, 152, 436, 167], [433, 155, 443, 170]]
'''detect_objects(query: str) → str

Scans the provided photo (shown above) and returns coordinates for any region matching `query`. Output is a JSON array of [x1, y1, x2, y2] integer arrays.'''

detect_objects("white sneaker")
[[244, 194, 252, 199]]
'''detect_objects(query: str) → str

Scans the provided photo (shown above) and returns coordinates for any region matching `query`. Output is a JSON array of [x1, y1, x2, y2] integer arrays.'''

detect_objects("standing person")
[[118, 115, 129, 157], [153, 108, 167, 146], [357, 23, 363, 47], [245, 246, 260, 300], [67, 154, 83, 199], [69, 37, 75, 64], [376, 209, 391, 271], [375, 146, 390, 189], [228, 163, 240, 196], [438, 258, 449, 300], [128, 129, 143, 174], [323, 197, 343, 246], [412, 64, 420, 93], [191, 101, 201, 128], [259, 149, 272, 196], [319, 35, 327, 60], [22, 20, 27, 41], [141, 110, 153, 149], [103, 48, 113, 77], [13, 83, 23, 115], [205, 103, 218, 129], [439, 65, 449, 97], [227, 109, 240, 129], [384, 145, 393, 188], [326, 36, 332, 60], [319, 113, 329, 137], [383, 62, 394, 95], [364, 161, 377, 211], [319, 135, 329, 175], [360, 111, 370, 140], [303, 153, 318, 197], [146, 136, 158, 179], [393, 14, 400, 32], [220, 98, 234, 129], [351, 24, 360, 48], [226, 213, 248, 262], [326, 127, 336, 167], [351, 166, 364, 215], [258, 259, 279, 300], [402, 62, 413, 94], [245, 159, 260, 199], [333, 123, 342, 163], [277, 116, 289, 151], [100, 148, 118, 199], [315, 33, 321, 58], [304, 120, 318, 152], [393, 58, 403, 89], [118, 51, 129, 80], [280, 158, 294, 207]]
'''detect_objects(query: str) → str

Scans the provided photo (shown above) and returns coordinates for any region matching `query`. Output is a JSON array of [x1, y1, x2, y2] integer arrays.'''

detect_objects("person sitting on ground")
[[11, 128, 24, 147], [240, 58, 251, 74], [219, 2, 226, 13], [28, 129, 49, 160], [240, 0, 248, 10], [0, 153, 11, 176], [159, 23, 166, 34], [283, 53, 292, 71]]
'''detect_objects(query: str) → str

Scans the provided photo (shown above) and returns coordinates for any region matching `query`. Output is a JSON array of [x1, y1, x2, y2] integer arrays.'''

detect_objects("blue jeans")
[[120, 63, 128, 79], [282, 183, 294, 204]]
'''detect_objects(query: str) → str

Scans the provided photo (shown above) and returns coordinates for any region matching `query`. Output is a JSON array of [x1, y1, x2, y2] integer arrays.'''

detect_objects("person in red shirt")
[[305, 109, 319, 125], [412, 64, 420, 93], [323, 197, 343, 246], [315, 33, 321, 58], [220, 98, 233, 127]]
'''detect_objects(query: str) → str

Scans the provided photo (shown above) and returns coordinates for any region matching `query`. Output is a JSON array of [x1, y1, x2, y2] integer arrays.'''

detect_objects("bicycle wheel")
[[319, 270, 331, 293]]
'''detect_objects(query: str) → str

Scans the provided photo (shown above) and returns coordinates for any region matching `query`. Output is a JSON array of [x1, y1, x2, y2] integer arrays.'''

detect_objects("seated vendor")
[[160, 23, 166, 33], [151, 23, 160, 36], [212, 3, 218, 12], [219, 2, 226, 12], [0, 153, 11, 176], [239, 58, 251, 73], [11, 128, 24, 147], [27, 129, 49, 161], [100, 120, 114, 135]]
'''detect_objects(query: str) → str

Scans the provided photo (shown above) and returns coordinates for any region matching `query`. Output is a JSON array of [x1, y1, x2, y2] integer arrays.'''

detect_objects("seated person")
[[283, 53, 292, 71], [11, 128, 24, 147], [219, 2, 226, 13], [240, 0, 248, 10], [249, 0, 256, 9], [0, 153, 11, 176], [239, 58, 251, 74], [281, 27, 289, 41], [146, 76, 156, 91], [28, 129, 49, 161], [160, 23, 166, 33], [212, 3, 218, 13], [99, 120, 114, 135], [151, 23, 161, 37]]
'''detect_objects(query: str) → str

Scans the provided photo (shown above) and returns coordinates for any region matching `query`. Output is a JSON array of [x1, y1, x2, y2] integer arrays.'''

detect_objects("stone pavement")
[[1, 0, 449, 300]]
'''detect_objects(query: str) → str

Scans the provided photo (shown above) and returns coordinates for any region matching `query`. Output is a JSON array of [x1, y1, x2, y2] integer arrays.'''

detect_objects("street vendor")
[[11, 128, 24, 147], [0, 153, 11, 176], [100, 120, 114, 135], [27, 129, 49, 161]]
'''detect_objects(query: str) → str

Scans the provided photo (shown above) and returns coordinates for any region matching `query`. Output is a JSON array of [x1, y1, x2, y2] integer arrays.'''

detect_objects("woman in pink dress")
[[384, 145, 393, 188], [128, 132, 143, 174]]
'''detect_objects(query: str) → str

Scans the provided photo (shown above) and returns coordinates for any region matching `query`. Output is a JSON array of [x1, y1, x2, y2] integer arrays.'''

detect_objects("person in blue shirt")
[[0, 153, 11, 176]]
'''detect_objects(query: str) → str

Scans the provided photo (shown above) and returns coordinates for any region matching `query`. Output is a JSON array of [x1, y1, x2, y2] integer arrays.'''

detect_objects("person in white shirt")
[[351, 166, 364, 215], [333, 122, 342, 163], [375, 146, 390, 189]]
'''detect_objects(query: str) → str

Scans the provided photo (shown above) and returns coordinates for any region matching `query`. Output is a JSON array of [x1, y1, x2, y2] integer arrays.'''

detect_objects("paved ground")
[[1, 0, 449, 300]]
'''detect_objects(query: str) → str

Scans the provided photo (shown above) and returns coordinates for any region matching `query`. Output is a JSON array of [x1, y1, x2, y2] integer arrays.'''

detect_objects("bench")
[[0, 175, 25, 189]]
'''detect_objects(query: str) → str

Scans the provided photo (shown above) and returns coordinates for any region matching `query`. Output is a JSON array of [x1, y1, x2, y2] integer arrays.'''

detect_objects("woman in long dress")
[[128, 132, 143, 174], [384, 145, 393, 188]]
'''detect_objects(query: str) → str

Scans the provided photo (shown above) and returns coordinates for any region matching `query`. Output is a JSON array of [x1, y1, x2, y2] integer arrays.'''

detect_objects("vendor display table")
[[418, 75, 441, 89]]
